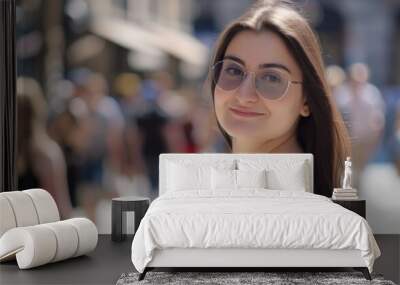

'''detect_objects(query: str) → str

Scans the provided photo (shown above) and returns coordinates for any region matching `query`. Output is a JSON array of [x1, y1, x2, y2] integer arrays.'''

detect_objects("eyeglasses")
[[211, 59, 303, 101]]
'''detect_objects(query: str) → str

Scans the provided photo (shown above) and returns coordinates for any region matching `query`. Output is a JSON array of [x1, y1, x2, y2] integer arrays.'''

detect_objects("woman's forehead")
[[224, 30, 302, 77]]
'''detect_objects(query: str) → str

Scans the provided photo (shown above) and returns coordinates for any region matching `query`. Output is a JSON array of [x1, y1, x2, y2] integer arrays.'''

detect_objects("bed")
[[131, 153, 381, 281]]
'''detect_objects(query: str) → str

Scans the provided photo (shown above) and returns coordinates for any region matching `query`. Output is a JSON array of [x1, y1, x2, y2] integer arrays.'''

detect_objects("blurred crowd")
[[327, 63, 387, 189], [17, 63, 400, 225], [16, 70, 229, 222]]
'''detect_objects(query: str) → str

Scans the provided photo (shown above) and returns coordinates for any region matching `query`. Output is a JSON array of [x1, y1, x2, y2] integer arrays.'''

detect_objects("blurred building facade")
[[17, 0, 400, 87]]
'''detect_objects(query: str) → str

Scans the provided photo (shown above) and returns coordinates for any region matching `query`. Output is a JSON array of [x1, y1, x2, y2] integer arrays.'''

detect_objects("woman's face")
[[213, 30, 309, 143]]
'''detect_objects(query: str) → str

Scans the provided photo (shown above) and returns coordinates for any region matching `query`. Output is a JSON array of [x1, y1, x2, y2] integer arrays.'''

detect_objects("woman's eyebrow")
[[223, 55, 245, 65], [223, 54, 292, 74], [259, 63, 291, 74]]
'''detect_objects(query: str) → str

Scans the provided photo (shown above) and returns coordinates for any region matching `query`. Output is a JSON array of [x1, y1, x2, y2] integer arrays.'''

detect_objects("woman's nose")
[[235, 73, 259, 103]]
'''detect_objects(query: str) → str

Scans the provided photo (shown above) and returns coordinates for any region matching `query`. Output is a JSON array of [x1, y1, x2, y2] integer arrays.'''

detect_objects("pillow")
[[238, 159, 309, 192], [236, 169, 267, 189], [267, 167, 306, 191], [165, 159, 236, 192], [211, 168, 267, 190], [211, 168, 236, 190], [167, 161, 211, 191]]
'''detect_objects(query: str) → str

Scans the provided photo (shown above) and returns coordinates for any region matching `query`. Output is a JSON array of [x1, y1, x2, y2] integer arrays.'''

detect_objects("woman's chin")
[[223, 124, 261, 138]]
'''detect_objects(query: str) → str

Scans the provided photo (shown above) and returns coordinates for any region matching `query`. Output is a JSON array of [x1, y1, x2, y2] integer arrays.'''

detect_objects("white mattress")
[[131, 190, 381, 273], [148, 248, 365, 267]]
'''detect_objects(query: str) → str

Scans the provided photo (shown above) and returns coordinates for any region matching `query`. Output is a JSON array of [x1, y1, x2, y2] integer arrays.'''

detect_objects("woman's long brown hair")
[[207, 0, 351, 197]]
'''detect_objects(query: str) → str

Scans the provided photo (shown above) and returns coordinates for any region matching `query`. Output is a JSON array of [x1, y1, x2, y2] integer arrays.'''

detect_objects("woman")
[[208, 0, 350, 197], [17, 77, 73, 218]]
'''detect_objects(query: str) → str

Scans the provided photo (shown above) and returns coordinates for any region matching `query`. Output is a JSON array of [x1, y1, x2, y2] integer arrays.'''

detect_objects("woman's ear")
[[300, 97, 310, 117]]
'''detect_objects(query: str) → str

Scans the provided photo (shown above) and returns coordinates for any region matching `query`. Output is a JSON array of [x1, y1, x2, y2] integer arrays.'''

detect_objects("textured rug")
[[116, 271, 396, 285]]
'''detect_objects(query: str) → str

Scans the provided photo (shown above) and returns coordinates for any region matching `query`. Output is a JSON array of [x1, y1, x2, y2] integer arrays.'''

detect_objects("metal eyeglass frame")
[[211, 59, 303, 101]]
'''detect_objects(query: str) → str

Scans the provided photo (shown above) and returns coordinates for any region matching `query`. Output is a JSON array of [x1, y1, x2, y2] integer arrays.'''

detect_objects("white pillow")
[[236, 169, 267, 189], [211, 168, 236, 190], [166, 159, 236, 192], [238, 159, 308, 192], [267, 167, 306, 191], [211, 168, 267, 190], [167, 161, 211, 191]]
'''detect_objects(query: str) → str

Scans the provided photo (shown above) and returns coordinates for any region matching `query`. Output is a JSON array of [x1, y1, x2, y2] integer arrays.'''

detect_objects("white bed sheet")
[[131, 189, 380, 273]]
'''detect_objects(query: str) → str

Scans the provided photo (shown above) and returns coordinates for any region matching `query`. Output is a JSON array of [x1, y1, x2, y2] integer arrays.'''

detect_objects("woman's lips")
[[229, 107, 265, 117]]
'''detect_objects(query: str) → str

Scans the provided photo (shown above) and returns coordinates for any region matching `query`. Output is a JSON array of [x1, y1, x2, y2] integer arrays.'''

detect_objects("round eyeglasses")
[[211, 59, 302, 100]]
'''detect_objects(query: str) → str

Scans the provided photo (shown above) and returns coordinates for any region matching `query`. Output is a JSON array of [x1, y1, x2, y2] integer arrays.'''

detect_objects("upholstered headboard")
[[159, 153, 313, 195]]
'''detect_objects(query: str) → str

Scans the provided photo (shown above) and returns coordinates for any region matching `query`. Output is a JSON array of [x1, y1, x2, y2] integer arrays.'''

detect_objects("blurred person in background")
[[333, 63, 386, 190], [48, 92, 90, 209], [325, 65, 349, 128], [176, 86, 201, 153], [325, 65, 346, 94], [393, 101, 400, 176], [134, 71, 188, 199], [114, 72, 150, 118], [153, 71, 191, 154], [16, 77, 73, 219], [113, 72, 151, 198], [180, 85, 230, 153], [135, 93, 169, 199], [72, 70, 125, 222]]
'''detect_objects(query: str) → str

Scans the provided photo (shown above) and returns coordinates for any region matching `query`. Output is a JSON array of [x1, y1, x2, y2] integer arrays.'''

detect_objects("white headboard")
[[159, 153, 313, 195]]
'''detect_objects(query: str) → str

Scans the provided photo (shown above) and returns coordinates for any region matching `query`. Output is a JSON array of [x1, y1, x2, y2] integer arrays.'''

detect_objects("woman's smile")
[[229, 107, 265, 118]]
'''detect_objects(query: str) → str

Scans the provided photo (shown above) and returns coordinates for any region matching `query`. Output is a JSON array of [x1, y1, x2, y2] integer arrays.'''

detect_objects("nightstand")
[[111, 196, 150, 242], [332, 199, 366, 219]]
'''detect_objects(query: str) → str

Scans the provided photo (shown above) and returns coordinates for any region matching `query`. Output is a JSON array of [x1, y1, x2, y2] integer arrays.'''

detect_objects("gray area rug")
[[116, 271, 396, 285]]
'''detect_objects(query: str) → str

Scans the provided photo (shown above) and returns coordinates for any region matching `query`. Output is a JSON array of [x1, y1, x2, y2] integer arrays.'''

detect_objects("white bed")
[[131, 153, 381, 280]]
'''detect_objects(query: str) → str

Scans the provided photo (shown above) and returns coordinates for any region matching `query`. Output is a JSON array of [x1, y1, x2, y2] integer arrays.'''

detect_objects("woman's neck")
[[232, 130, 303, 153]]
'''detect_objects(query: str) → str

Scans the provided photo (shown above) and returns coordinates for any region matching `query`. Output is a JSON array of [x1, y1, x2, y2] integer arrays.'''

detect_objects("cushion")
[[211, 168, 236, 190], [238, 159, 308, 192], [23, 189, 60, 224], [166, 159, 236, 192], [236, 169, 267, 189], [211, 168, 268, 191], [0, 225, 57, 269], [63, 218, 98, 257], [167, 161, 211, 191], [267, 167, 307, 191], [0, 196, 17, 237], [0, 189, 60, 238], [0, 189, 98, 269], [42, 221, 79, 262], [0, 191, 39, 227], [0, 218, 98, 269]]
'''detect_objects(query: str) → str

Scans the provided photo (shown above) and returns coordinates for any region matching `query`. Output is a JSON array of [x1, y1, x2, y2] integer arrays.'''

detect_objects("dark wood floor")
[[0, 235, 398, 285]]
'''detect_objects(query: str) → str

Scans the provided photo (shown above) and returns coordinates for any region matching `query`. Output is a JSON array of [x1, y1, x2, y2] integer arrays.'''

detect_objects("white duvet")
[[131, 189, 381, 273]]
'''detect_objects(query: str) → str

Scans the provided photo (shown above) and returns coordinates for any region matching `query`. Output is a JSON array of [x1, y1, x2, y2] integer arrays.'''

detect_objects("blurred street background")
[[15, 0, 400, 234]]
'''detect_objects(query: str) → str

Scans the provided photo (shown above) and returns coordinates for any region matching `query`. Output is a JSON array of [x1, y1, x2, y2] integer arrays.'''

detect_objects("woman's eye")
[[224, 67, 243, 77], [262, 73, 281, 83]]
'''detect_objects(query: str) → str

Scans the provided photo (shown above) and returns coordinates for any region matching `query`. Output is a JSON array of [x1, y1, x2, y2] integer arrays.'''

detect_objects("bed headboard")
[[159, 153, 313, 195]]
